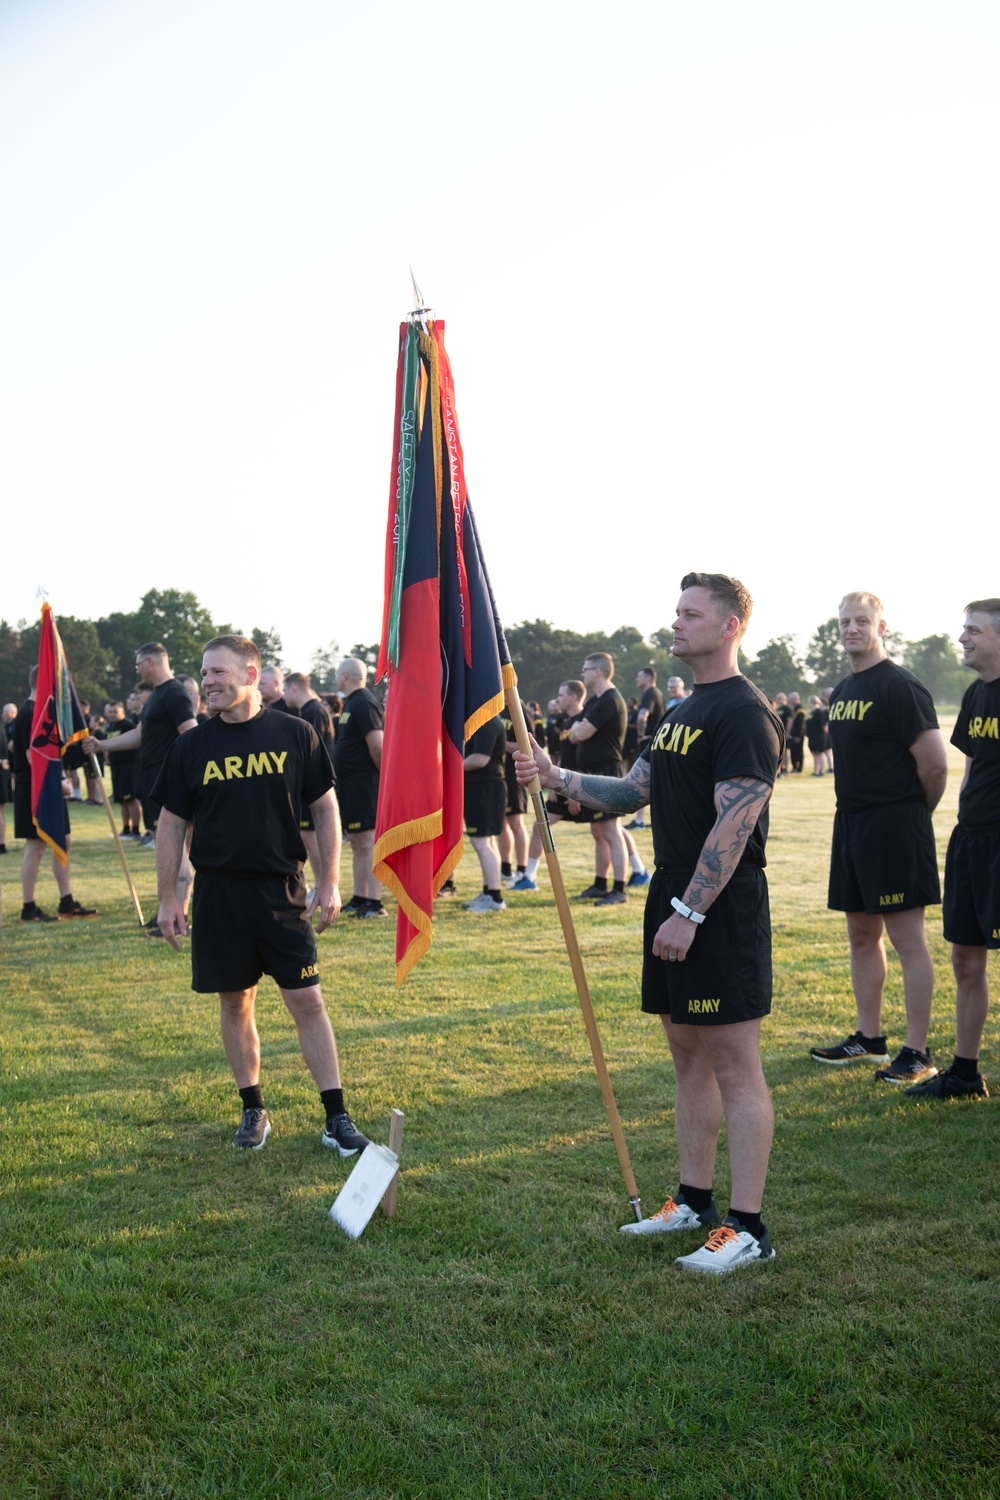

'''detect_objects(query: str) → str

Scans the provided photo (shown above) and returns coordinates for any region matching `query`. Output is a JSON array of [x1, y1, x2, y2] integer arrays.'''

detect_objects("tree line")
[[0, 590, 969, 713]]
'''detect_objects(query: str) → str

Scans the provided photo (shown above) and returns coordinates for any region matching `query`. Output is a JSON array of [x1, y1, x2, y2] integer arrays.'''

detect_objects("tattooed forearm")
[[683, 777, 772, 913], [559, 757, 650, 814]]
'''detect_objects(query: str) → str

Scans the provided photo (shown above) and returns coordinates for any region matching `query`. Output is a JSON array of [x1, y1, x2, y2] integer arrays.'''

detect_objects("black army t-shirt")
[[639, 676, 783, 870], [333, 688, 384, 776], [639, 685, 665, 735], [576, 686, 627, 775], [828, 660, 938, 812], [139, 678, 195, 785], [152, 709, 334, 877], [952, 676, 1000, 828], [464, 716, 506, 783], [299, 696, 337, 768]]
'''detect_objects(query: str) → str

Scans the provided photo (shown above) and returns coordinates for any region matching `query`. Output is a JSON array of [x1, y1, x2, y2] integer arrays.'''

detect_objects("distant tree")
[[903, 635, 967, 706], [806, 618, 848, 689], [14, 614, 114, 708], [97, 588, 221, 697], [0, 618, 32, 707], [743, 635, 806, 700], [349, 642, 381, 680], [308, 639, 341, 693], [883, 629, 907, 664], [251, 626, 284, 670], [503, 620, 678, 706]]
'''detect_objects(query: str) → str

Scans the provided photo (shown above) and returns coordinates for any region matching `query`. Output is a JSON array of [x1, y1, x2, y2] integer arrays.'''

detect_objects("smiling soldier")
[[152, 634, 369, 1157]]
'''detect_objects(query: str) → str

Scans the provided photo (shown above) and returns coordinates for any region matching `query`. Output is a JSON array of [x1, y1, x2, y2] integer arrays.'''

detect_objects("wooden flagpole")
[[505, 690, 643, 1222], [91, 753, 147, 930]]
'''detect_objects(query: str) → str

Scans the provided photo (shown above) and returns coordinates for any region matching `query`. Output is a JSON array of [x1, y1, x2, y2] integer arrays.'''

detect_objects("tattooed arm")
[[651, 776, 773, 963], [512, 737, 651, 812]]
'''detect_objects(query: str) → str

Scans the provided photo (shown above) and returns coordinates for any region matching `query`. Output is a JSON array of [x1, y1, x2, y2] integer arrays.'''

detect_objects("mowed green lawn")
[[1, 734, 997, 1499]]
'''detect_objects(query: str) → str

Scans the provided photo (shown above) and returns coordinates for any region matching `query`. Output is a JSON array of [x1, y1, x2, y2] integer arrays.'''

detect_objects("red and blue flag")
[[374, 319, 514, 982], [30, 603, 89, 864]]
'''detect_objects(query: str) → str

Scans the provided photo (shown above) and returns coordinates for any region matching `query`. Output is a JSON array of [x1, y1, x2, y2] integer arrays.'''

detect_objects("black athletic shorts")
[[943, 824, 1000, 949], [14, 778, 70, 841], [336, 771, 379, 834], [505, 779, 527, 816], [111, 763, 138, 802], [641, 865, 772, 1025], [191, 871, 319, 994], [464, 780, 505, 838], [827, 799, 941, 915]]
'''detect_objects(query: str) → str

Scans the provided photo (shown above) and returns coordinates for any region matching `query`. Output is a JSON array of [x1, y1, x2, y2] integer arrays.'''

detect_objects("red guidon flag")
[[374, 320, 514, 982], [30, 603, 89, 863]]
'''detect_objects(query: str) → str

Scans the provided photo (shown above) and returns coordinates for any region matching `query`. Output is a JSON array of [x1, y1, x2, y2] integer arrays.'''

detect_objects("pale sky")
[[2, 0, 996, 670]]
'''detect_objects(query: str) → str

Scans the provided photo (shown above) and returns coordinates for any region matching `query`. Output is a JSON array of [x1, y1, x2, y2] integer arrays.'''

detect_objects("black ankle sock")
[[321, 1087, 344, 1118], [594, 876, 608, 891], [488, 889, 503, 904], [952, 1055, 980, 1081], [365, 897, 382, 911], [21, 902, 37, 915], [860, 1031, 886, 1046], [517, 865, 526, 875], [239, 1084, 264, 1112], [730, 1209, 763, 1239], [678, 1183, 713, 1213], [501, 862, 512, 878], [613, 879, 626, 894], [58, 894, 74, 912]]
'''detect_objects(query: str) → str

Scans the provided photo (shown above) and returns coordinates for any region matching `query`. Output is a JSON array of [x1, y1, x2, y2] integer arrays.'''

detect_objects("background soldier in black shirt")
[[810, 592, 948, 1085], [907, 598, 1000, 1101], [570, 651, 633, 905], [260, 665, 296, 715], [509, 679, 586, 893], [284, 672, 338, 893], [333, 657, 385, 918], [154, 634, 368, 1156]]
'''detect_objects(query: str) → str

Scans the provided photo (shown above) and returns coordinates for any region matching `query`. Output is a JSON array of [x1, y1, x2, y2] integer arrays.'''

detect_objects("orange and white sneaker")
[[675, 1217, 776, 1273], [620, 1194, 721, 1236]]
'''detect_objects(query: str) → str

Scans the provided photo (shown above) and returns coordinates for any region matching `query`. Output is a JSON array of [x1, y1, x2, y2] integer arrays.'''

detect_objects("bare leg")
[[279, 983, 341, 1091], [705, 1020, 774, 1212], [603, 817, 628, 882], [952, 944, 990, 1058], [662, 1018, 723, 1189], [20, 839, 45, 903], [497, 822, 513, 867], [845, 911, 889, 1038], [347, 829, 378, 899], [883, 907, 934, 1052], [506, 813, 527, 866], [590, 824, 611, 880], [219, 987, 261, 1088], [470, 834, 501, 890]]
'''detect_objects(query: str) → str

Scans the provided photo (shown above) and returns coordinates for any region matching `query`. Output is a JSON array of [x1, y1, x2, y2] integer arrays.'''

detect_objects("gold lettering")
[[268, 751, 288, 773], [299, 963, 319, 980], [246, 752, 272, 776], [844, 701, 857, 719], [857, 701, 874, 720], [203, 760, 223, 784], [224, 756, 243, 779], [680, 726, 703, 755]]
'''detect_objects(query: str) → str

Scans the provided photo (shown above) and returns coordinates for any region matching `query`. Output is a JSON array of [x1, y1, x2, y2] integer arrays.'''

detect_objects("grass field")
[[2, 736, 998, 1499]]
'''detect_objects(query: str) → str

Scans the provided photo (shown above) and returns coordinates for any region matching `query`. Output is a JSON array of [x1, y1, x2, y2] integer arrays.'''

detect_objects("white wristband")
[[671, 896, 706, 925]]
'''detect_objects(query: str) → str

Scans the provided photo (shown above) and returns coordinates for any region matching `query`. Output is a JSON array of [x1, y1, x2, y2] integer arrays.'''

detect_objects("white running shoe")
[[675, 1217, 776, 1273], [620, 1195, 721, 1235], [462, 892, 506, 913]]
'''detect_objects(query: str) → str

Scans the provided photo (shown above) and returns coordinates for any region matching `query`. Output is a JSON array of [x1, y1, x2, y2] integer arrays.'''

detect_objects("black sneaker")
[[875, 1047, 937, 1085], [322, 1112, 370, 1157], [20, 904, 57, 923], [576, 884, 607, 900], [341, 896, 366, 918], [809, 1031, 889, 1065], [58, 900, 97, 919], [904, 1066, 989, 1100], [359, 903, 388, 919], [594, 889, 628, 905], [233, 1107, 271, 1150]]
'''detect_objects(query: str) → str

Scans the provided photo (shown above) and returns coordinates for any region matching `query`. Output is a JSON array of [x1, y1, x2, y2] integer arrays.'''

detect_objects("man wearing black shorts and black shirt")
[[153, 634, 368, 1156], [570, 652, 632, 905], [907, 598, 1000, 1101], [629, 667, 665, 828], [500, 700, 530, 888], [12, 668, 96, 922], [283, 673, 338, 896], [104, 702, 140, 837], [511, 680, 587, 893], [810, 591, 948, 1085], [516, 574, 783, 1273], [462, 714, 508, 913], [333, 658, 385, 918]]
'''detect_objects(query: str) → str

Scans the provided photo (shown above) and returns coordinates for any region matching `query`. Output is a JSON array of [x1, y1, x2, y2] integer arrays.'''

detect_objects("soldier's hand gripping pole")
[[504, 691, 642, 1221]]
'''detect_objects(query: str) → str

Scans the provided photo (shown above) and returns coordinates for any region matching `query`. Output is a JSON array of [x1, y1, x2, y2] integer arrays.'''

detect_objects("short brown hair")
[[136, 641, 167, 661], [560, 679, 585, 699], [965, 598, 1000, 631], [203, 635, 261, 672], [680, 573, 753, 635], [583, 652, 614, 677], [284, 671, 312, 690]]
